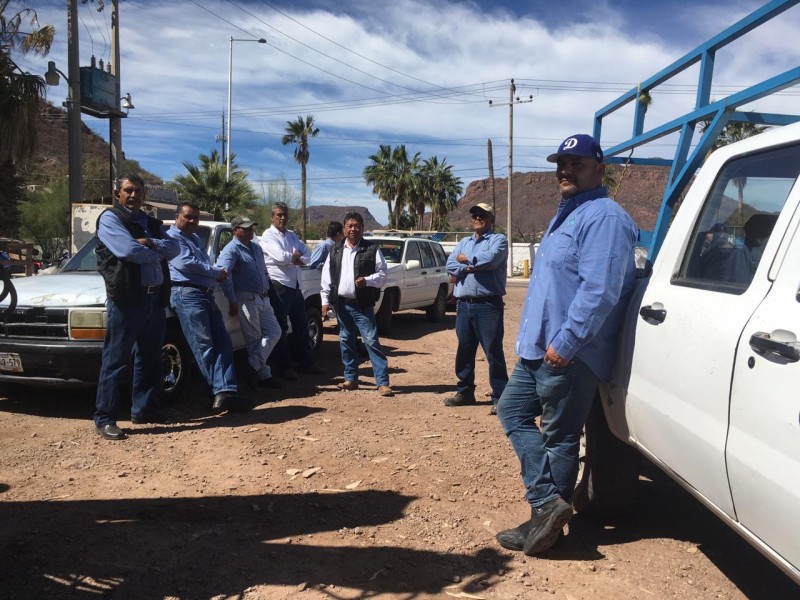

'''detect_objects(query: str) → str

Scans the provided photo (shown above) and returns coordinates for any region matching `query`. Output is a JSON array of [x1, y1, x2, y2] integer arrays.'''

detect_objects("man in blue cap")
[[495, 134, 638, 555]]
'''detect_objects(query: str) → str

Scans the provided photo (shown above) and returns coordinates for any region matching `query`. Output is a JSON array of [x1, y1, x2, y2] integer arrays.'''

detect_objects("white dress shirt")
[[258, 225, 311, 288], [321, 239, 387, 305]]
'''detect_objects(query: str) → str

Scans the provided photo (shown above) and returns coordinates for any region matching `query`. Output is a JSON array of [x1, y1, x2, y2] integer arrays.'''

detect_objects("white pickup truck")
[[364, 235, 453, 334], [0, 221, 324, 401], [575, 123, 800, 584]]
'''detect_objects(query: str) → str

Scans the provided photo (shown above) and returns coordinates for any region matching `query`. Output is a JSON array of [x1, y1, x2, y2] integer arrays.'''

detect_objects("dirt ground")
[[1, 282, 797, 600]]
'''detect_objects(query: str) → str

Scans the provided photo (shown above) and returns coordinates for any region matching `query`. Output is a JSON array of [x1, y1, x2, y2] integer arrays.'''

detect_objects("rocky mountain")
[[446, 165, 675, 240]]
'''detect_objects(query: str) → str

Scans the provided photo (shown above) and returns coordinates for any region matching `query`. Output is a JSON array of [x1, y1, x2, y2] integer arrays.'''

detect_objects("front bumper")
[[0, 338, 103, 387]]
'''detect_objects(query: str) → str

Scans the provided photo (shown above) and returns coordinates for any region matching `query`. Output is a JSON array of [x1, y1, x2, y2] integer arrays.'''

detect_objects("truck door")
[[627, 143, 800, 517], [727, 206, 800, 571], [403, 241, 425, 304]]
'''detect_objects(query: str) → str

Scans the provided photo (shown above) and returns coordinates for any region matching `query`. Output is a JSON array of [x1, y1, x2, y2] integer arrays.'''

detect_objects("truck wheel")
[[306, 306, 323, 354], [425, 285, 447, 322], [159, 326, 191, 404], [573, 396, 640, 516], [376, 289, 394, 335]]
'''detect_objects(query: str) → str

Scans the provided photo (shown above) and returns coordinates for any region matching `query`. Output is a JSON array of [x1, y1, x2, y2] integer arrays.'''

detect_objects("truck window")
[[405, 242, 422, 265], [378, 241, 403, 263], [431, 243, 447, 266], [676, 143, 800, 294], [213, 228, 231, 261], [419, 242, 436, 268]]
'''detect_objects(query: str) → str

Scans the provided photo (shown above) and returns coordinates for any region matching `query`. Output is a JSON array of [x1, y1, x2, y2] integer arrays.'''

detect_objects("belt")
[[340, 297, 359, 305], [458, 295, 500, 304], [173, 282, 214, 294], [143, 285, 161, 294], [238, 290, 268, 298]]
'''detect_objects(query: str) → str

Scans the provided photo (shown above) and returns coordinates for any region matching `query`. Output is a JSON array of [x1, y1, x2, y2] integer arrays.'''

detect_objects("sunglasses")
[[471, 213, 489, 221]]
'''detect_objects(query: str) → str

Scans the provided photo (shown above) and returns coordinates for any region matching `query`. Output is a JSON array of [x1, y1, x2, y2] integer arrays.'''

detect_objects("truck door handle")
[[639, 305, 666, 323], [749, 332, 800, 362]]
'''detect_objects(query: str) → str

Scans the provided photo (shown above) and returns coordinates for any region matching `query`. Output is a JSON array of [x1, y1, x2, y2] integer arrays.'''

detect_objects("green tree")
[[418, 156, 462, 230], [363, 144, 394, 225], [0, 2, 55, 236], [19, 178, 70, 259], [281, 115, 319, 242], [363, 144, 419, 229], [173, 149, 257, 220]]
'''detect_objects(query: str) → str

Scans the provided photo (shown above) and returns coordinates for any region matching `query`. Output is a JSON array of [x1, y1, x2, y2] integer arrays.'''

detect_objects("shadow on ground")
[[0, 490, 510, 598]]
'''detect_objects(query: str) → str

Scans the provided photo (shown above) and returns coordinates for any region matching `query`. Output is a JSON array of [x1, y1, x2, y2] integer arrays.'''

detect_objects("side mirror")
[[405, 259, 421, 270]]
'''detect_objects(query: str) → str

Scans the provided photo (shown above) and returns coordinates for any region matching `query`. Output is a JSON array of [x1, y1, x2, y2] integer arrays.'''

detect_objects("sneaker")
[[489, 404, 498, 415], [443, 392, 475, 407], [523, 497, 573, 555]]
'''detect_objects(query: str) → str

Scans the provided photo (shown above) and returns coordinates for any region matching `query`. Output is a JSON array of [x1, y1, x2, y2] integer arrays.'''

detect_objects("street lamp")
[[226, 36, 267, 181]]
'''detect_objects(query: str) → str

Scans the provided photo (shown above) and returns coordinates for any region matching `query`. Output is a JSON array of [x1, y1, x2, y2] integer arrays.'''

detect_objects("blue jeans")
[[94, 294, 166, 427], [336, 299, 389, 386], [497, 357, 598, 507], [273, 286, 314, 369], [170, 287, 237, 395], [454, 297, 508, 401]]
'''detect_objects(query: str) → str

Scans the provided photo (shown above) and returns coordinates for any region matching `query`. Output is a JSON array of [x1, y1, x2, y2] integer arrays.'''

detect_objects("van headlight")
[[69, 310, 107, 340]]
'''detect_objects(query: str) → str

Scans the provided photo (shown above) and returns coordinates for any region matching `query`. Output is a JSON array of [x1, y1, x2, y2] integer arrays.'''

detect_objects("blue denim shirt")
[[308, 238, 335, 270], [515, 187, 637, 382], [216, 237, 271, 303], [446, 229, 508, 298], [166, 225, 223, 289], [97, 208, 179, 286]]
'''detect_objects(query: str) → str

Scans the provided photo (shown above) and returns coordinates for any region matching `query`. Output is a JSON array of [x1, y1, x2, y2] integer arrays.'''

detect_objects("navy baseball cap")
[[546, 134, 604, 163]]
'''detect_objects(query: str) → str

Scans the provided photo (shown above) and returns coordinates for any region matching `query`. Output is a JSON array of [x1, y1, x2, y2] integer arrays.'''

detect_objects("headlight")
[[69, 310, 107, 340]]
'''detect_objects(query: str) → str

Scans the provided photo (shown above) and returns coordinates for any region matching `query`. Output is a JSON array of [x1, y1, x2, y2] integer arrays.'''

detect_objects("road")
[[0, 284, 796, 599]]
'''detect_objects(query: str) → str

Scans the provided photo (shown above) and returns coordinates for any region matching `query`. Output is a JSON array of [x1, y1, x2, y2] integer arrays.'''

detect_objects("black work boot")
[[523, 497, 573, 555], [495, 507, 541, 551], [443, 391, 476, 407]]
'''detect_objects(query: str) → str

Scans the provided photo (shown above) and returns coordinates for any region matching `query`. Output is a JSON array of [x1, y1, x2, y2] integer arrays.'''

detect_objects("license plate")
[[0, 352, 23, 373]]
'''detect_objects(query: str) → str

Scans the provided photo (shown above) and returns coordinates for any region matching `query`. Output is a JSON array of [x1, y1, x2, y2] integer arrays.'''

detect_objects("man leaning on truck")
[[94, 173, 179, 441], [495, 135, 638, 554]]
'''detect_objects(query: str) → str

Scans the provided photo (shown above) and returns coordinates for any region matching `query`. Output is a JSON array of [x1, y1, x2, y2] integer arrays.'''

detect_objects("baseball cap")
[[231, 215, 256, 229], [469, 202, 494, 216], [546, 134, 604, 163]]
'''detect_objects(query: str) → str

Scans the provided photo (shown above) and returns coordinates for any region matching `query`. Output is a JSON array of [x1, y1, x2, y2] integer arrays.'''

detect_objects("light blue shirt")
[[308, 238, 335, 270], [216, 237, 271, 303], [446, 229, 508, 298], [515, 187, 637, 382], [97, 207, 178, 286], [165, 225, 223, 289]]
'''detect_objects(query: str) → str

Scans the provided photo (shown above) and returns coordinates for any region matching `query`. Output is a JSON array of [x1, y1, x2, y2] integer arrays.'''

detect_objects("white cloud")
[[19, 0, 800, 224]]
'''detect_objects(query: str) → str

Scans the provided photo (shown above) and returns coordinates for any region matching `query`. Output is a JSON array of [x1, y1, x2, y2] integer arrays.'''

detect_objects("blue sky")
[[16, 0, 800, 224]]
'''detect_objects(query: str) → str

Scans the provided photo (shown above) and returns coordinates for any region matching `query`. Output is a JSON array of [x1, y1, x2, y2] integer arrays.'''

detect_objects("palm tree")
[[282, 115, 319, 241], [420, 156, 462, 230], [173, 149, 257, 220], [0, 3, 55, 235], [364, 144, 395, 224]]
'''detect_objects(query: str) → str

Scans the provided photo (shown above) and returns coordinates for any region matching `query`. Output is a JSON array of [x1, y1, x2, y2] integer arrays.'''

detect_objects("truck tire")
[[573, 396, 640, 516], [425, 285, 447, 323], [376, 289, 395, 335], [158, 325, 192, 404], [306, 306, 323, 354]]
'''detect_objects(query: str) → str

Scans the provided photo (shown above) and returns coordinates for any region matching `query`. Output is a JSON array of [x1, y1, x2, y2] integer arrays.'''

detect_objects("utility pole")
[[487, 139, 496, 216], [67, 0, 82, 250], [489, 79, 532, 277], [216, 111, 227, 164], [109, 0, 121, 195]]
